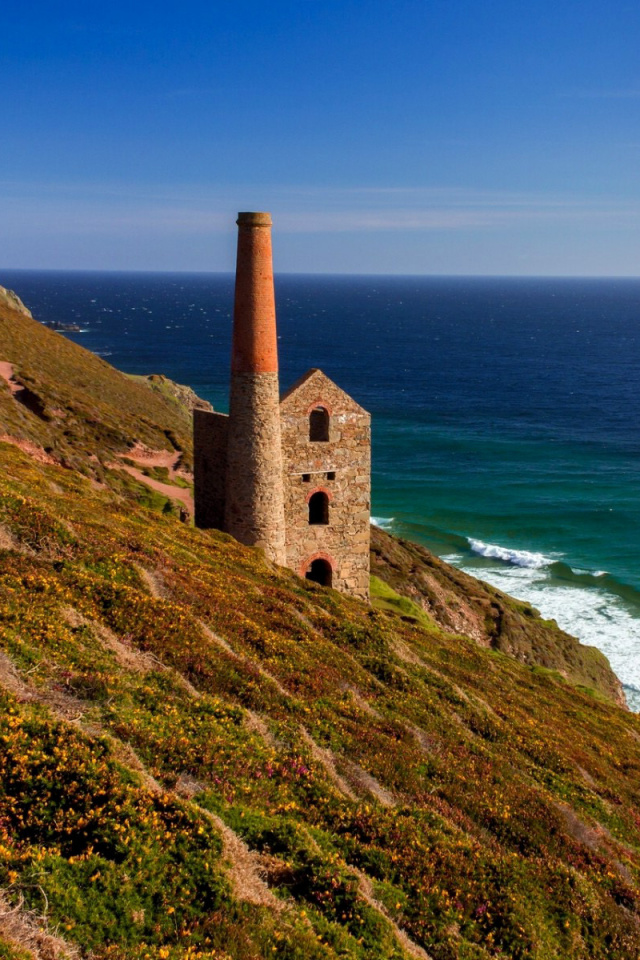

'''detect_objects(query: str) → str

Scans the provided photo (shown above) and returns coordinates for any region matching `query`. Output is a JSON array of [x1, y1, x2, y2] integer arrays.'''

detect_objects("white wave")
[[371, 516, 394, 530], [468, 538, 552, 569], [451, 557, 640, 712]]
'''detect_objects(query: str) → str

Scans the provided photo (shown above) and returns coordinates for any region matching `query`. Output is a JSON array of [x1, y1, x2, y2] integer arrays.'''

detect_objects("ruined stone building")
[[193, 212, 371, 600]]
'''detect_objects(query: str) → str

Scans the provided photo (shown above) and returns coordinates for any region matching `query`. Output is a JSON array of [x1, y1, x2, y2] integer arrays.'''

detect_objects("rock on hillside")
[[371, 525, 626, 707], [0, 284, 32, 318], [140, 372, 213, 414]]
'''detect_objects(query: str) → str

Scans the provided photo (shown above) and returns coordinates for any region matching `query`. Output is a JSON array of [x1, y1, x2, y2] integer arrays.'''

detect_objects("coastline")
[[5, 269, 639, 711], [372, 514, 638, 712]]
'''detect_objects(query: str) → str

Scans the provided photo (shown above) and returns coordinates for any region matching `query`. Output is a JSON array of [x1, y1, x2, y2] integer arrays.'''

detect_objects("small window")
[[326, 471, 335, 481], [305, 558, 333, 587], [308, 491, 329, 525], [302, 473, 311, 482], [309, 406, 330, 442]]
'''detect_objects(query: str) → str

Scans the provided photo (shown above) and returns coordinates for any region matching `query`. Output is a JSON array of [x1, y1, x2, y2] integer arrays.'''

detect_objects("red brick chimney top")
[[231, 211, 278, 374]]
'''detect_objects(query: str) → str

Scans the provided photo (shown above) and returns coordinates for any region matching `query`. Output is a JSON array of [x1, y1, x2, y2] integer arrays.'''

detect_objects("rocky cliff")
[[370, 525, 626, 707]]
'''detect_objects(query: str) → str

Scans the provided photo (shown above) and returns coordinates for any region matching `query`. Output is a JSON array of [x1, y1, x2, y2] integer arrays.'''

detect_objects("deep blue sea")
[[4, 270, 640, 709]]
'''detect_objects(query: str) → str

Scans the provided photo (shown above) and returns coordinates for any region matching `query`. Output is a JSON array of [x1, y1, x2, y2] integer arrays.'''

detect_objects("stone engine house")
[[193, 212, 371, 600]]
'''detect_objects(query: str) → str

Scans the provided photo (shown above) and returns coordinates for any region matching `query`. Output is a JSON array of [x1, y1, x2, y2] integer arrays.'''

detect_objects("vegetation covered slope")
[[2, 439, 640, 960], [0, 287, 624, 707], [1, 291, 639, 960], [370, 527, 625, 706], [0, 292, 197, 474]]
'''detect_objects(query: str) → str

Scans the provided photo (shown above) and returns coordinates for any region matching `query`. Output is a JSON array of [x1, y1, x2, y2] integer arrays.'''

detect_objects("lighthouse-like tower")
[[222, 212, 287, 564]]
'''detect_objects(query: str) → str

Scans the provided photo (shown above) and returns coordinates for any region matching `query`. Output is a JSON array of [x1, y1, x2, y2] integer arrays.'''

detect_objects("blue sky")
[[2, 0, 639, 274]]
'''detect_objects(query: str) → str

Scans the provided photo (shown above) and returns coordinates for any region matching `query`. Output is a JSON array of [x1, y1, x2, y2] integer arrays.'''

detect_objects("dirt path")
[[0, 361, 22, 396], [113, 445, 194, 516], [122, 443, 192, 480], [117, 463, 194, 515]]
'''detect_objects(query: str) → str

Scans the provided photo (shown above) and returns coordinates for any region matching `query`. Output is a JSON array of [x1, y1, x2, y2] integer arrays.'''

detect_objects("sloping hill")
[[1, 291, 639, 960], [0, 289, 197, 475], [0, 287, 622, 706]]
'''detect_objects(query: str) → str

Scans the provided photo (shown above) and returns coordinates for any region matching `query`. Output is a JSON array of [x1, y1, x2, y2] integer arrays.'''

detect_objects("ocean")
[[4, 270, 640, 710]]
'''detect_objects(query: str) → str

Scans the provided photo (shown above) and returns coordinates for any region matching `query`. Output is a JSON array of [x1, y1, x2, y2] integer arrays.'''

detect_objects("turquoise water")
[[4, 271, 640, 707]]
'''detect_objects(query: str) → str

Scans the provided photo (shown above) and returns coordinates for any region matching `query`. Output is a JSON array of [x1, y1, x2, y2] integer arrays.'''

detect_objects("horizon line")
[[2, 267, 640, 281]]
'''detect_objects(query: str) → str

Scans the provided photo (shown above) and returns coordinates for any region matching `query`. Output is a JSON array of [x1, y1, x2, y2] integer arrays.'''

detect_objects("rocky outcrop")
[[371, 524, 627, 707], [142, 374, 213, 414], [0, 285, 32, 318]]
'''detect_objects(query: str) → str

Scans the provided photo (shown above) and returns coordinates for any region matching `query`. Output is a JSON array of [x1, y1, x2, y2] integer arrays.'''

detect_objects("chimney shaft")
[[232, 212, 279, 374], [223, 212, 287, 564]]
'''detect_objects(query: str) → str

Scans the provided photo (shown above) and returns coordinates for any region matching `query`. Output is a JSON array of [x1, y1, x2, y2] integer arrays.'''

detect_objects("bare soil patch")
[[0, 435, 59, 466], [0, 650, 34, 702], [117, 463, 194, 515], [0, 524, 28, 554], [61, 607, 160, 675], [341, 760, 396, 807], [108, 444, 194, 516], [0, 361, 21, 396], [354, 870, 432, 960], [244, 710, 278, 750], [134, 565, 167, 599]]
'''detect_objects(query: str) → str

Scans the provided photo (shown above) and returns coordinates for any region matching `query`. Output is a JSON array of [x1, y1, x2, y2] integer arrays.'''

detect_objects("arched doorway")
[[305, 557, 333, 587]]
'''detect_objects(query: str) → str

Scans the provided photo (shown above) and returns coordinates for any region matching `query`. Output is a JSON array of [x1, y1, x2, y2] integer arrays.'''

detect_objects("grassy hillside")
[[1, 292, 640, 959], [0, 287, 623, 707], [0, 294, 197, 474]]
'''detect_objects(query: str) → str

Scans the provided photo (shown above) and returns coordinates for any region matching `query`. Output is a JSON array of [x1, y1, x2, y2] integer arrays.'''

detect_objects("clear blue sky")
[[2, 1, 639, 274]]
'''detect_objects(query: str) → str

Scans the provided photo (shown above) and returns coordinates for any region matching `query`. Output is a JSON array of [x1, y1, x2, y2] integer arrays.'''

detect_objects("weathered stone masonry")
[[193, 213, 371, 600], [280, 369, 370, 600]]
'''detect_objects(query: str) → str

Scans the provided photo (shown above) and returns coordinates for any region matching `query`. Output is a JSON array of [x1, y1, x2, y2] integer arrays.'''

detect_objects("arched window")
[[309, 406, 330, 442], [306, 558, 333, 587], [308, 491, 329, 525]]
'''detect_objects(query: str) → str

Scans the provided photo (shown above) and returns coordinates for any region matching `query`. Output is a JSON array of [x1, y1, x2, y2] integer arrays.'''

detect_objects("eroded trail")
[[0, 361, 21, 396], [113, 444, 194, 516]]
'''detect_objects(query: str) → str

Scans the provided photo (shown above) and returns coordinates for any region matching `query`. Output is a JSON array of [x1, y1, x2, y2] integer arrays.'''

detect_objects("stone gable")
[[280, 368, 371, 600], [280, 368, 368, 417]]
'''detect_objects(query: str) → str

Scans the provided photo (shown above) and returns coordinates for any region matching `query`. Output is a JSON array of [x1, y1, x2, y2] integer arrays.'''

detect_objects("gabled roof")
[[280, 367, 369, 416]]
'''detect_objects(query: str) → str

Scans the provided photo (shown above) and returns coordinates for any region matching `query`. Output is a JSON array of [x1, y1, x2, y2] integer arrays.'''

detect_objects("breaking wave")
[[468, 538, 552, 569], [445, 535, 640, 712], [371, 516, 394, 530]]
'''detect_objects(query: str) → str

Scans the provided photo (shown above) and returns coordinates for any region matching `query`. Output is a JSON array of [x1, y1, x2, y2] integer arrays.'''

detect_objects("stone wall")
[[224, 372, 287, 565], [280, 369, 371, 600], [193, 409, 228, 530]]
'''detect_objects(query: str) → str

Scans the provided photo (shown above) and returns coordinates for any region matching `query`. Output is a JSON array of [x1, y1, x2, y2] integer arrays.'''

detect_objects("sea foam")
[[468, 538, 552, 569], [371, 516, 394, 530], [452, 552, 640, 712]]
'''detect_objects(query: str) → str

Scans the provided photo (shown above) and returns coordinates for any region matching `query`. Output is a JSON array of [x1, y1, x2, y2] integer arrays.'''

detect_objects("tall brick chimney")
[[223, 212, 287, 564]]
